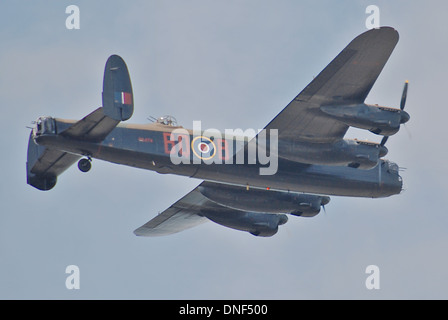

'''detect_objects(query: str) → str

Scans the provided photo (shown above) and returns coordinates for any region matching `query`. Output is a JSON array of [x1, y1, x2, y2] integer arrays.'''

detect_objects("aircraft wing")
[[133, 184, 211, 237], [133, 181, 325, 237], [264, 27, 399, 143], [133, 181, 289, 237]]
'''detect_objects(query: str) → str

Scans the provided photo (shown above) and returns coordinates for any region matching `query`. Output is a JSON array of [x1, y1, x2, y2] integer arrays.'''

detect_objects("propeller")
[[380, 135, 389, 147], [321, 196, 330, 215], [400, 80, 408, 110], [380, 80, 410, 147]]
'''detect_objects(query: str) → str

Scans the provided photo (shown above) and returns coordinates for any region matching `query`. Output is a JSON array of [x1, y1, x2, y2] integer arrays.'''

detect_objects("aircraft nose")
[[380, 161, 403, 197], [400, 110, 410, 124], [385, 175, 403, 196]]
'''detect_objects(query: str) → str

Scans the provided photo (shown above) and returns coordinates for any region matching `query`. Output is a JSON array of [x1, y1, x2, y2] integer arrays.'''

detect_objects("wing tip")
[[133, 229, 145, 237], [133, 226, 178, 237], [361, 26, 399, 42], [133, 227, 162, 237]]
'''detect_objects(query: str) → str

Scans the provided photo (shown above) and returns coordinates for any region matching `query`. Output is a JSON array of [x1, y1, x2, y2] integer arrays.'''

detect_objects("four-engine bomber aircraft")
[[26, 27, 409, 237]]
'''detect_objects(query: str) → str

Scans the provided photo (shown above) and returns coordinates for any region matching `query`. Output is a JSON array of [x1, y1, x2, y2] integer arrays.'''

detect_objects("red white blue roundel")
[[191, 136, 216, 160]]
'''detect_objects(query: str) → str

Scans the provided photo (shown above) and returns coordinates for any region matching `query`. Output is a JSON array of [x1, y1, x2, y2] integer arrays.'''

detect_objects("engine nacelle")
[[278, 139, 387, 169], [198, 183, 330, 216], [320, 103, 409, 136], [203, 210, 288, 237]]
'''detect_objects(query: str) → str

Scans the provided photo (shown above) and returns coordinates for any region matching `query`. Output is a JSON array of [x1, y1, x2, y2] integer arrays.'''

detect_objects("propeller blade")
[[379, 80, 409, 149], [400, 80, 409, 110], [378, 160, 382, 187]]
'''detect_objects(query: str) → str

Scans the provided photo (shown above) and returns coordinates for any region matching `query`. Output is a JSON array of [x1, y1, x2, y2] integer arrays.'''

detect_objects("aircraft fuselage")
[[33, 117, 403, 198]]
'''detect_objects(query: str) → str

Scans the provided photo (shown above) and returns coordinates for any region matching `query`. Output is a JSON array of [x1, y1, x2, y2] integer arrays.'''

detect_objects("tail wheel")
[[78, 158, 92, 173]]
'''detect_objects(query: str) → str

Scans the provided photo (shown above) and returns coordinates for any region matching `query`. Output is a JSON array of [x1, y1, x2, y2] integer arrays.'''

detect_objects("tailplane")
[[26, 55, 133, 191]]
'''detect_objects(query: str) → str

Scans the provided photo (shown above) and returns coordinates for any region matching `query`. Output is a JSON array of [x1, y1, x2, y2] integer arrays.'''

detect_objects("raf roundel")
[[191, 136, 216, 160]]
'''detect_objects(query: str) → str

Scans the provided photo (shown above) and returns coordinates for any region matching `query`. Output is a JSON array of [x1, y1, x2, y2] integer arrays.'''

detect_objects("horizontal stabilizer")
[[102, 55, 134, 121], [26, 132, 80, 190], [59, 107, 120, 142], [27, 55, 134, 191]]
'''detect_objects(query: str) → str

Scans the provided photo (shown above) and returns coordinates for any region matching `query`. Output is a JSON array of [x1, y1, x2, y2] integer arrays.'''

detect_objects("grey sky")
[[1, 1, 447, 299]]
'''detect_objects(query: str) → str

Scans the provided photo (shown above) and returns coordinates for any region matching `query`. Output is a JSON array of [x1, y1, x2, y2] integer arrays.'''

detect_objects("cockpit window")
[[384, 160, 399, 174]]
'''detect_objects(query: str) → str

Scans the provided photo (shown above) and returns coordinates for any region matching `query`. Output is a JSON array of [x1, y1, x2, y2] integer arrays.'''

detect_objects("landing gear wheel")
[[78, 158, 92, 173]]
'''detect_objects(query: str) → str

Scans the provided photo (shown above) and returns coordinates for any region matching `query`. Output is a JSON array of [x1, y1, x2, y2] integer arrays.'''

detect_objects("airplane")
[[26, 27, 409, 237]]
